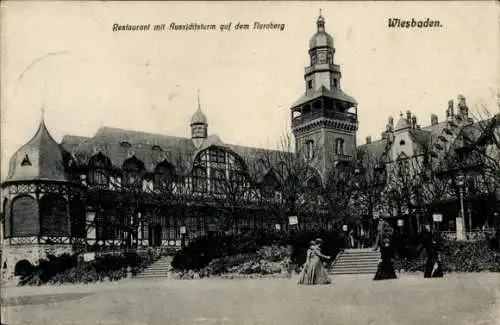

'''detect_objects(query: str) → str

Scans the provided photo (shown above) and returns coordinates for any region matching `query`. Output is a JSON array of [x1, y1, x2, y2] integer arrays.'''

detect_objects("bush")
[[171, 229, 346, 273], [394, 239, 500, 273], [19, 250, 157, 286]]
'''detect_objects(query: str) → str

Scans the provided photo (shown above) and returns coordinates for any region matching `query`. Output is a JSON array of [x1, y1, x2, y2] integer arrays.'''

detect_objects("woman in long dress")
[[297, 240, 315, 284], [422, 228, 444, 278], [374, 224, 397, 281], [298, 239, 331, 285]]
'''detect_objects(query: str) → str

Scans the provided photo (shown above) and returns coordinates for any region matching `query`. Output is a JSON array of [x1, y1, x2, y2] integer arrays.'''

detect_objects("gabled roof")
[[291, 86, 357, 108]]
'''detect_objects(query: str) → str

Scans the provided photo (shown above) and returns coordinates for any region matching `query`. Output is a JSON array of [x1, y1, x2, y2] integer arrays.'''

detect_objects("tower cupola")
[[191, 90, 208, 147]]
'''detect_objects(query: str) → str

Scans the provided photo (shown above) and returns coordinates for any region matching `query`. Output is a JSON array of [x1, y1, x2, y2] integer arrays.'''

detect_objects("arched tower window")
[[11, 195, 39, 236], [88, 153, 112, 186], [123, 156, 145, 189], [335, 138, 345, 155], [154, 160, 176, 192], [305, 140, 315, 160], [40, 194, 69, 236]]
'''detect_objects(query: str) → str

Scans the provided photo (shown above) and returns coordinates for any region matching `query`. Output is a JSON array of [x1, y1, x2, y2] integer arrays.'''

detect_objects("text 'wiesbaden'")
[[388, 18, 443, 29]]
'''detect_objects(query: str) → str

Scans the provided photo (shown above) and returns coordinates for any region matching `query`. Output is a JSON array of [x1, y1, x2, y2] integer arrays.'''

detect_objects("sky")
[[1, 1, 498, 180]]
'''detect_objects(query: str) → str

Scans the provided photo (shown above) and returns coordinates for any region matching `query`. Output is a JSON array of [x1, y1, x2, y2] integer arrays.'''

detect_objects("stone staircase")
[[330, 248, 380, 275], [136, 255, 173, 279]]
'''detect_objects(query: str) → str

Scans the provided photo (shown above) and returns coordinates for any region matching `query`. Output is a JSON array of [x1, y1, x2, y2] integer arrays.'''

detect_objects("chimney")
[[411, 115, 417, 129], [431, 114, 438, 126], [458, 95, 468, 118], [406, 110, 412, 122], [366, 136, 372, 144], [448, 100, 454, 117]]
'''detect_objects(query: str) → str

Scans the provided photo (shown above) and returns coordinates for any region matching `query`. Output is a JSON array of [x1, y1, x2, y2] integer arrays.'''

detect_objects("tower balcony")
[[305, 63, 340, 75], [291, 109, 357, 129]]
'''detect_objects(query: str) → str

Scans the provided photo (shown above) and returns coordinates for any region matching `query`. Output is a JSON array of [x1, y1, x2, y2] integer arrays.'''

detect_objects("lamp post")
[[456, 173, 466, 241]]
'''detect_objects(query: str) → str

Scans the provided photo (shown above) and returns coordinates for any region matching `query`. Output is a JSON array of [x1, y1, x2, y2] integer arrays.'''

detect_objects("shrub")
[[19, 250, 157, 286], [394, 239, 500, 273], [171, 229, 345, 273]]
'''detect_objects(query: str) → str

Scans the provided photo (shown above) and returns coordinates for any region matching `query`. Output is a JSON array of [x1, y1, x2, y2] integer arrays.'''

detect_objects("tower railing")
[[292, 110, 357, 127]]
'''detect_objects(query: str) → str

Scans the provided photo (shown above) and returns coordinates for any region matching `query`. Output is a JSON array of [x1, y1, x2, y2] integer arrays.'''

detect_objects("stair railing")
[[329, 249, 344, 270]]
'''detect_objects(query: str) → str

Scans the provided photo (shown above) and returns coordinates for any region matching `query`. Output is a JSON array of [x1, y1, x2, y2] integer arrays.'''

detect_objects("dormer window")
[[152, 145, 162, 151], [333, 79, 338, 88], [307, 80, 313, 90], [120, 141, 132, 148], [21, 154, 32, 166]]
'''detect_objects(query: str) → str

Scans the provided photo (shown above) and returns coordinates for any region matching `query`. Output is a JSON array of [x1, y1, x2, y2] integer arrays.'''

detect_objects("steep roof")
[[292, 86, 357, 108], [63, 126, 291, 180], [6, 120, 72, 183]]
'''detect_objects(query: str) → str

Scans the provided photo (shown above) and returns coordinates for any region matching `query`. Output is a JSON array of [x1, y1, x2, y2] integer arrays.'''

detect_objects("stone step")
[[135, 257, 173, 279], [330, 249, 381, 275], [331, 270, 376, 275]]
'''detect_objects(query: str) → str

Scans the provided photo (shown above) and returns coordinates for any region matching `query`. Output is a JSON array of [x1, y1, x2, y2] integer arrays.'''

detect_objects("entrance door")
[[148, 224, 162, 247]]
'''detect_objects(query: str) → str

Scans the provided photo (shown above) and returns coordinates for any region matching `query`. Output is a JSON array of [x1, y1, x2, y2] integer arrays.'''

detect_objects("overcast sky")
[[1, 1, 498, 180]]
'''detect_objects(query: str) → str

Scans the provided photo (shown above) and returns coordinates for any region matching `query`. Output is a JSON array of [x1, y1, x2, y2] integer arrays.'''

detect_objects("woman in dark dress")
[[374, 223, 397, 281], [422, 227, 444, 278]]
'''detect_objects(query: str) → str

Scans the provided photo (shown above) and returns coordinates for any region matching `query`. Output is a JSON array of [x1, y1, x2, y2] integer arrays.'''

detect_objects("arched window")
[[3, 198, 10, 238], [335, 138, 345, 155], [154, 160, 176, 192], [192, 147, 249, 194], [123, 156, 145, 189], [40, 194, 69, 236], [305, 140, 314, 160], [69, 197, 86, 238], [88, 153, 112, 186], [11, 195, 39, 236]]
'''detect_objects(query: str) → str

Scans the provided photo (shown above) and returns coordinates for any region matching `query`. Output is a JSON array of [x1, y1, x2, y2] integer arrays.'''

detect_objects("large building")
[[1, 13, 498, 277]]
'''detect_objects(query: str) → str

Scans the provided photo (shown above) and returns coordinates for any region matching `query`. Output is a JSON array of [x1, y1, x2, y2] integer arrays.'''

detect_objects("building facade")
[[1, 14, 499, 277]]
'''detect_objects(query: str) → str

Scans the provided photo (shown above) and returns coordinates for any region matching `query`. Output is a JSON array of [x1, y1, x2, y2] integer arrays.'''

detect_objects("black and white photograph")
[[1, 1, 499, 324]]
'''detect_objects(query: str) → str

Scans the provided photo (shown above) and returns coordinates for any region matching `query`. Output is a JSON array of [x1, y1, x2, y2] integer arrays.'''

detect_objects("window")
[[40, 194, 69, 236], [192, 147, 248, 195], [333, 79, 338, 88], [120, 141, 132, 148], [88, 153, 111, 186], [153, 161, 175, 192], [306, 140, 314, 159], [21, 154, 31, 166], [122, 157, 144, 189], [192, 162, 208, 193], [335, 138, 345, 155], [307, 80, 313, 90], [399, 140, 406, 146], [152, 145, 163, 151]]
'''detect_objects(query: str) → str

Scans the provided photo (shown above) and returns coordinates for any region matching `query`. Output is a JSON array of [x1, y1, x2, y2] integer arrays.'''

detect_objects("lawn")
[[1, 273, 499, 325]]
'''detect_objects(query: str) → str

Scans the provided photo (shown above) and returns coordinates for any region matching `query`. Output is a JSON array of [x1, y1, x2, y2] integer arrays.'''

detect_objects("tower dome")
[[309, 12, 334, 49], [6, 118, 72, 183], [191, 90, 208, 142], [190, 108, 208, 126]]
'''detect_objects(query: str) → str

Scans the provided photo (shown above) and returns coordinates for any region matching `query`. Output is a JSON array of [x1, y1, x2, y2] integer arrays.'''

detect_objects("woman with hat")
[[298, 238, 331, 285], [298, 240, 316, 284]]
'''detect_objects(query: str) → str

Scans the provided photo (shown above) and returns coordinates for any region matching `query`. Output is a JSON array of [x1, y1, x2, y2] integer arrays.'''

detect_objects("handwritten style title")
[[112, 22, 286, 32]]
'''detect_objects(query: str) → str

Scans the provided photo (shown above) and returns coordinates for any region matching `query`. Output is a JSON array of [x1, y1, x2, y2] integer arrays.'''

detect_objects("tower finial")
[[317, 9, 325, 31], [197, 89, 201, 111], [41, 103, 45, 122]]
